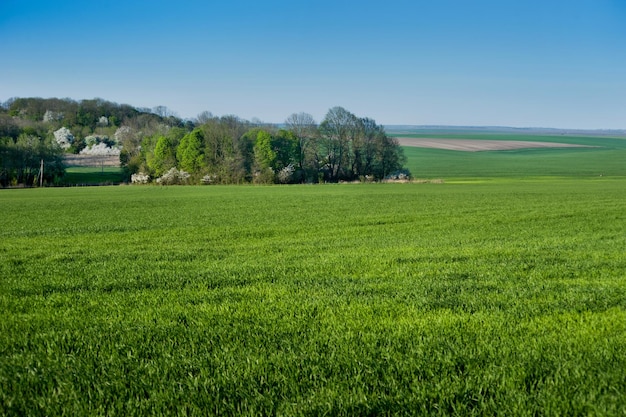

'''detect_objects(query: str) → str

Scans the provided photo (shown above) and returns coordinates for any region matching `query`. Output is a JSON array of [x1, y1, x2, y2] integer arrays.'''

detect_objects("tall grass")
[[1, 181, 626, 415]]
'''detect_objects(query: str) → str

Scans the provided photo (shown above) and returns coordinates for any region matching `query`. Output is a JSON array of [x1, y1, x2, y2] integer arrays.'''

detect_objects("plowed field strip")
[[397, 138, 595, 152], [64, 154, 120, 167]]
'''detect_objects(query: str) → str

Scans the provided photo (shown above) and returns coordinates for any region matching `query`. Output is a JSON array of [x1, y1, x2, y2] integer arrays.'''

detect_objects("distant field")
[[64, 154, 120, 167], [395, 134, 626, 179], [60, 154, 125, 186], [62, 166, 126, 185], [2, 181, 626, 415], [396, 137, 595, 151]]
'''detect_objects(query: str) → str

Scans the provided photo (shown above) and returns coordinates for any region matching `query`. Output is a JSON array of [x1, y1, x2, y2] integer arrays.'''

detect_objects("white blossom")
[[201, 174, 217, 184], [80, 142, 121, 156], [277, 164, 295, 184], [131, 172, 150, 184], [43, 110, 63, 122], [114, 126, 133, 143], [53, 127, 74, 149], [385, 169, 411, 181], [156, 168, 190, 185]]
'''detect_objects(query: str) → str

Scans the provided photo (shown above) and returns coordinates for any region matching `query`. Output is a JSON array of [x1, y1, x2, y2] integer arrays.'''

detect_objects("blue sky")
[[1, 0, 625, 128]]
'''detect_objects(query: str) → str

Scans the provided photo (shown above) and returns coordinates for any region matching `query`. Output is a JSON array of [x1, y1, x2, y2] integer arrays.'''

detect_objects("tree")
[[252, 130, 276, 183], [318, 106, 360, 181], [374, 134, 406, 179], [149, 136, 176, 176], [53, 127, 74, 149], [314, 107, 406, 181], [195, 111, 214, 125], [253, 130, 276, 170], [177, 129, 205, 173], [118, 126, 144, 176], [0, 134, 64, 187], [272, 130, 298, 171], [285, 112, 317, 182], [354, 117, 386, 178], [152, 105, 173, 118], [198, 116, 253, 184]]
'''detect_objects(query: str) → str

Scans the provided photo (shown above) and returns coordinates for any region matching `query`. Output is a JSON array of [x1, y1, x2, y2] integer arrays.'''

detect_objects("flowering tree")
[[43, 110, 63, 122], [156, 167, 190, 185], [131, 172, 150, 184], [53, 127, 74, 149], [277, 164, 295, 184]]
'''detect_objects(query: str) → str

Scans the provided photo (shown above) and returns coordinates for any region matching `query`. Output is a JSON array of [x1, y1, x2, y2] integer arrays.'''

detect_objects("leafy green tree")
[[199, 116, 253, 183], [374, 134, 406, 179], [316, 108, 406, 181], [0, 133, 64, 187], [319, 107, 359, 181], [253, 130, 276, 183], [354, 117, 386, 179], [149, 136, 176, 176], [177, 129, 205, 174], [254, 130, 276, 170], [273, 129, 298, 171]]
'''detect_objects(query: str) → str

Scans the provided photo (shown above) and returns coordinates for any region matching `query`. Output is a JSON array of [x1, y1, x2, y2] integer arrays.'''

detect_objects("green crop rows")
[[2, 179, 626, 415]]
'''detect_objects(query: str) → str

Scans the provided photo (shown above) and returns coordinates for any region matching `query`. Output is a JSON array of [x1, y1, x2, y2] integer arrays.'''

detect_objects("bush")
[[201, 174, 217, 185], [385, 169, 411, 181], [254, 168, 275, 185], [131, 172, 150, 184], [277, 164, 295, 184], [156, 168, 190, 185]]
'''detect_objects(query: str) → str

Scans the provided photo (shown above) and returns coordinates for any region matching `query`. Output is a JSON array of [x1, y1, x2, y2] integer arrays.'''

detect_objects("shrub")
[[277, 164, 295, 184], [201, 174, 217, 185], [131, 172, 150, 184], [156, 168, 190, 185], [385, 169, 411, 181]]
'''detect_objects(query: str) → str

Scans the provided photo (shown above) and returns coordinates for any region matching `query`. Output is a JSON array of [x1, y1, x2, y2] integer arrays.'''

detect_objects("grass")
[[61, 166, 126, 185], [1, 180, 626, 415], [397, 134, 626, 179]]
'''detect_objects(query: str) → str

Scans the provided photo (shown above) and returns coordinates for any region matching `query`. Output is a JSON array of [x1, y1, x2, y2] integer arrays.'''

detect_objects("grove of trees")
[[126, 106, 407, 184], [1, 97, 408, 186], [0, 97, 189, 186]]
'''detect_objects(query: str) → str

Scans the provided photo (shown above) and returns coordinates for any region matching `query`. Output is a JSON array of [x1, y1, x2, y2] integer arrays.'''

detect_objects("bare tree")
[[195, 111, 214, 125], [285, 112, 317, 181], [152, 105, 175, 118]]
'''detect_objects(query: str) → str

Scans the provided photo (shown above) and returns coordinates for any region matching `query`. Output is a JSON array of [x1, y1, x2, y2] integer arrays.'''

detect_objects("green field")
[[2, 178, 626, 415], [61, 166, 126, 186], [397, 134, 626, 179]]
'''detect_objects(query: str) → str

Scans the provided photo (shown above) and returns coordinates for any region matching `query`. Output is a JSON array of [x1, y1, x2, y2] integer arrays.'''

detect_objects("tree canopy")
[[1, 97, 408, 186]]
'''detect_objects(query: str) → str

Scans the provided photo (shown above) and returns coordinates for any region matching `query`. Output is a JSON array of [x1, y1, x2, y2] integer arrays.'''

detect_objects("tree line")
[[0, 97, 408, 186], [128, 106, 407, 184]]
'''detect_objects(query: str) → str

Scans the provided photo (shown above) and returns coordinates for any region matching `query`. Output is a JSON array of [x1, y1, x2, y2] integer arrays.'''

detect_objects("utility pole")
[[40, 159, 44, 187]]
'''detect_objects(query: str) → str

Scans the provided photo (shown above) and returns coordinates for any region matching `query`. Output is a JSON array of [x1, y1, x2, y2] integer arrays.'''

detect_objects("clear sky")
[[1, 0, 625, 129]]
